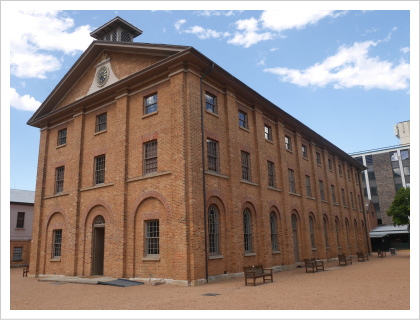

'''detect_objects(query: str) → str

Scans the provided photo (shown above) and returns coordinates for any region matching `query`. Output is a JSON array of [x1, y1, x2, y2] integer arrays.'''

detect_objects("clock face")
[[96, 66, 109, 86]]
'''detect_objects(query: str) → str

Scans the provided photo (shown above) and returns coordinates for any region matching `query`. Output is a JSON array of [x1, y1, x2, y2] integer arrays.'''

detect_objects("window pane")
[[146, 220, 159, 255], [205, 93, 217, 114], [16, 212, 25, 228], [270, 213, 278, 251], [239, 111, 247, 128], [13, 247, 23, 261], [53, 230, 62, 258], [208, 205, 220, 254], [55, 166, 65, 193], [96, 113, 107, 132], [144, 140, 158, 174], [207, 139, 219, 172], [400, 149, 409, 160], [144, 94, 158, 114], [241, 152, 250, 181], [95, 155, 106, 184], [58, 129, 67, 145], [243, 209, 252, 252]]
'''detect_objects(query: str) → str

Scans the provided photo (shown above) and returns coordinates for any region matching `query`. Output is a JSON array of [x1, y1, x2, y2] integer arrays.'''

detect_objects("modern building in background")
[[350, 120, 410, 251], [27, 17, 369, 285], [10, 189, 35, 267]]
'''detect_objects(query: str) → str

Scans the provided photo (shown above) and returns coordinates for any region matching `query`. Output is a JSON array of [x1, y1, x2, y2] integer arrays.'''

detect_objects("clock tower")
[[87, 16, 143, 94]]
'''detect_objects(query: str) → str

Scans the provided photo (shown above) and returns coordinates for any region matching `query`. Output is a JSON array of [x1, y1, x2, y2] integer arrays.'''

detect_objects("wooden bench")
[[304, 259, 324, 273], [377, 250, 386, 258], [22, 266, 29, 277], [356, 252, 369, 262], [243, 265, 273, 286], [338, 254, 352, 266]]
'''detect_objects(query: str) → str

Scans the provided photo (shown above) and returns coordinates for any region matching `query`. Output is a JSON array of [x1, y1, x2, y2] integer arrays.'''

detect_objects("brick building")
[[27, 17, 369, 285], [10, 189, 35, 267]]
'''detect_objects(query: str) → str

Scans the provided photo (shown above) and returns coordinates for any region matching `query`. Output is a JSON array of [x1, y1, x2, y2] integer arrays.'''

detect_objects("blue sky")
[[2, 2, 418, 193]]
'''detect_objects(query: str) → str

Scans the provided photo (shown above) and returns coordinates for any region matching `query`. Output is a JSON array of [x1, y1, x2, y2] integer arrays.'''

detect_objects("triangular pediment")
[[27, 41, 189, 127]]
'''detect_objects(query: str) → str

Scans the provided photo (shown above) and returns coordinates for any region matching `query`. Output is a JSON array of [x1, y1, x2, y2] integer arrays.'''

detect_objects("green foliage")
[[386, 187, 410, 229]]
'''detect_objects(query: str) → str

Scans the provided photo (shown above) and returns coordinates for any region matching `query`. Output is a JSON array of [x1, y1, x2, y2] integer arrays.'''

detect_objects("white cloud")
[[228, 17, 273, 48], [184, 26, 230, 39], [175, 19, 229, 40], [260, 10, 339, 32], [401, 47, 409, 54], [196, 10, 240, 17], [227, 10, 344, 48], [174, 19, 186, 31], [10, 88, 41, 111], [10, 10, 93, 79], [264, 40, 410, 91]]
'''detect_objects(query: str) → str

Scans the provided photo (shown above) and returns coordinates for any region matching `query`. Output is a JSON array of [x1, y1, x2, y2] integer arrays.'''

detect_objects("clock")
[[96, 66, 109, 86]]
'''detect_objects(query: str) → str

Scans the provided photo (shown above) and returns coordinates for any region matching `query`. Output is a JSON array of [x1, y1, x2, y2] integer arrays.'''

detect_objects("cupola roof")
[[90, 16, 143, 42]]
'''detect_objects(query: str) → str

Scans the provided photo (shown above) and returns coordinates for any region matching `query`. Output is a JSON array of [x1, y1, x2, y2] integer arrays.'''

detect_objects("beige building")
[[27, 17, 369, 285], [10, 189, 35, 267]]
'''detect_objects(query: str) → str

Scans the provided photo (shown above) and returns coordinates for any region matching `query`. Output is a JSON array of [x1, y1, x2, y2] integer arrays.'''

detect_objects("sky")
[[1, 2, 418, 195]]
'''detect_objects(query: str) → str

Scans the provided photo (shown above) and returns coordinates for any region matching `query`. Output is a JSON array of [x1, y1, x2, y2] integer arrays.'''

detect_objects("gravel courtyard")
[[7, 250, 412, 318]]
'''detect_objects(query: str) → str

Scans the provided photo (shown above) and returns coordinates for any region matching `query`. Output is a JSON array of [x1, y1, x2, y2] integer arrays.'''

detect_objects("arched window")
[[208, 205, 220, 254], [243, 209, 252, 253], [335, 217, 340, 248], [354, 220, 358, 249], [309, 215, 316, 248], [323, 216, 329, 248], [270, 212, 278, 251], [291, 213, 300, 262], [345, 218, 350, 248]]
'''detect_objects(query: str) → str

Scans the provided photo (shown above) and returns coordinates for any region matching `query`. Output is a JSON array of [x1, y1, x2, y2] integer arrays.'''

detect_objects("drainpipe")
[[200, 62, 214, 283], [358, 170, 371, 254]]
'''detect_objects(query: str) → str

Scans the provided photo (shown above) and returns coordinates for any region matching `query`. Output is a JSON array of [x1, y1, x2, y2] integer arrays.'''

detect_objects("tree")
[[386, 187, 410, 231]]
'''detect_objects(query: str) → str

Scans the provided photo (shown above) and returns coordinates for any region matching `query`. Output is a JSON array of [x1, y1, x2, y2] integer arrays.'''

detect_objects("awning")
[[370, 225, 409, 238]]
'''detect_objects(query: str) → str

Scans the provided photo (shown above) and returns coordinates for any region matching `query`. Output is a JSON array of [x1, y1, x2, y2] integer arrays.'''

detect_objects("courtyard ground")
[[6, 250, 414, 319]]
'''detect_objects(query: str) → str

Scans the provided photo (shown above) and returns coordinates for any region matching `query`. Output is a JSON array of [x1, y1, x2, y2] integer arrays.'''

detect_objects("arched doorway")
[[291, 213, 300, 263], [92, 215, 105, 275]]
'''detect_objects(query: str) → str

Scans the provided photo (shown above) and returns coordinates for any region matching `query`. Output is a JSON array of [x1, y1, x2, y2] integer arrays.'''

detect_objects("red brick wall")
[[30, 51, 368, 283]]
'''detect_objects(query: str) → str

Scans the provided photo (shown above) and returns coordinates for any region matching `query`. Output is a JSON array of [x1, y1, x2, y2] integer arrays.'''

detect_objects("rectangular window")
[[347, 169, 351, 180], [288, 169, 296, 193], [305, 175, 312, 197], [338, 164, 343, 176], [205, 93, 217, 114], [285, 136, 292, 151], [145, 220, 159, 255], [328, 158, 333, 171], [16, 212, 25, 229], [316, 152, 321, 166], [319, 180, 325, 201], [144, 140, 158, 174], [57, 128, 67, 146], [350, 192, 355, 208], [400, 149, 409, 160], [365, 155, 374, 165], [144, 93, 158, 114], [238, 110, 248, 129], [264, 124, 272, 141], [241, 151, 251, 181], [357, 195, 362, 211], [52, 229, 62, 258], [341, 188, 346, 206], [267, 161, 276, 187], [55, 166, 65, 194], [96, 113, 107, 132], [207, 139, 219, 173], [331, 185, 337, 203], [302, 145, 308, 158], [13, 247, 23, 261], [94, 155, 106, 185]]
